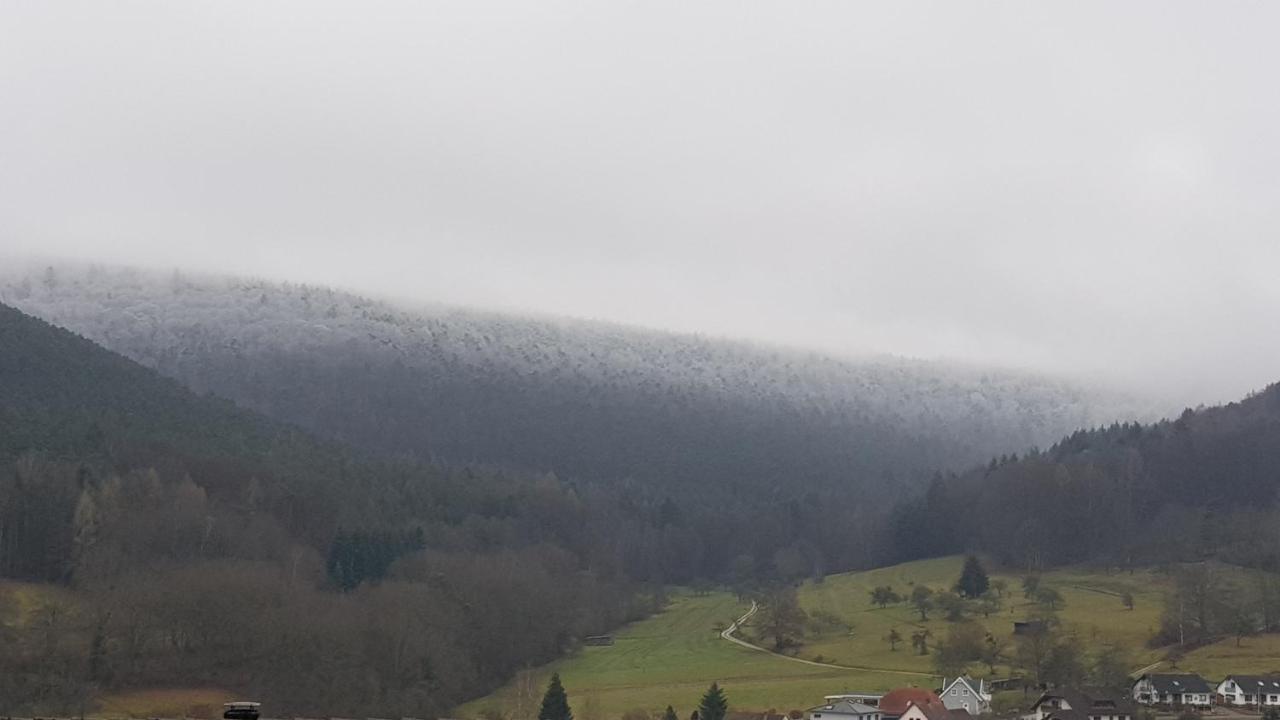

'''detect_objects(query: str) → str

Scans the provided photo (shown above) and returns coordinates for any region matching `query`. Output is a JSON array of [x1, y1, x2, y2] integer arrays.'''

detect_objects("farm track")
[[720, 601, 935, 678]]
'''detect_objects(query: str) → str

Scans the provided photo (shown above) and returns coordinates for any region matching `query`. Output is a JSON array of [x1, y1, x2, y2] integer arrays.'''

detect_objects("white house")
[[940, 677, 991, 715], [1132, 674, 1213, 708], [808, 699, 884, 720], [1216, 676, 1280, 707]]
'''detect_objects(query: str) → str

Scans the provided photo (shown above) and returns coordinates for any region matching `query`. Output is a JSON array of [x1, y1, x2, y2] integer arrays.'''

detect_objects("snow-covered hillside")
[[0, 262, 1157, 499]]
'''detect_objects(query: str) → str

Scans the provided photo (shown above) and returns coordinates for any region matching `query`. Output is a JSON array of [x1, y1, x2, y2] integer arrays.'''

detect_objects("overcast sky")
[[2, 2, 1278, 405]]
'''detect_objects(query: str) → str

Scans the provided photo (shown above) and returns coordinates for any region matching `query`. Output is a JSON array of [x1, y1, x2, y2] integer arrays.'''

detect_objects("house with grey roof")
[[940, 677, 991, 715], [1131, 674, 1212, 708], [1215, 676, 1280, 707], [1023, 688, 1135, 720], [807, 699, 885, 720]]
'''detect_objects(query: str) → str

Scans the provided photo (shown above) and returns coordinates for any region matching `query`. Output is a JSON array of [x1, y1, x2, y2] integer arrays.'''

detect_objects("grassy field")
[[1177, 634, 1280, 678], [461, 557, 1280, 720], [794, 556, 1168, 674], [0, 579, 80, 628], [457, 592, 927, 720], [96, 688, 235, 719]]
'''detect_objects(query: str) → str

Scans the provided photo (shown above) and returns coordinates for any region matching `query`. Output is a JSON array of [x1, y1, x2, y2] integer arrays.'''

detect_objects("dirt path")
[[1132, 660, 1163, 676], [721, 601, 936, 678]]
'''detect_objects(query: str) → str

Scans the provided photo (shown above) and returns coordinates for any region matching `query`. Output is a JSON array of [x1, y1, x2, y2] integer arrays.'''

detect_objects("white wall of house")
[[1132, 680, 1210, 707], [1132, 679, 1153, 705], [899, 704, 932, 720], [1216, 679, 1280, 707]]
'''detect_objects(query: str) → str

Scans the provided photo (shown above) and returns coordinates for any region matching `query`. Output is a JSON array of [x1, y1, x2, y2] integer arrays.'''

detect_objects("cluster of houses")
[[805, 679, 1000, 720], [1136, 673, 1280, 709], [805, 673, 1280, 720]]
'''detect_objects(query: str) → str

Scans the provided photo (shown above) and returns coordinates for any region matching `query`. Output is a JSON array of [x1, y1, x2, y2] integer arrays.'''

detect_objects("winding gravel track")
[[720, 601, 935, 677]]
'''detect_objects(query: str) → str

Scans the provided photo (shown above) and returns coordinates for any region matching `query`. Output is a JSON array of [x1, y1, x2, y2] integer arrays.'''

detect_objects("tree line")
[[890, 384, 1280, 573], [531, 673, 729, 720]]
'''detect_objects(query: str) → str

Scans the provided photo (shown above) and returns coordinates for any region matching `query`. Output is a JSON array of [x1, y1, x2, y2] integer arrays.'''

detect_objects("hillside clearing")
[[462, 557, 1280, 719], [794, 557, 1167, 674], [457, 592, 920, 719], [96, 688, 235, 719]]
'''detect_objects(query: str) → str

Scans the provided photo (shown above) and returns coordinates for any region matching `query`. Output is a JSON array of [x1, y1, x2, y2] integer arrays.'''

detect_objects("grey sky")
[[2, 2, 1278, 405]]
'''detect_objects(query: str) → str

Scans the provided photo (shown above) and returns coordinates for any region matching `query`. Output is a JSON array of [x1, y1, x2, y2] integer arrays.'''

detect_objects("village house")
[[880, 688, 948, 720], [1022, 688, 1135, 720], [1131, 674, 1213, 708], [1215, 676, 1280, 707], [806, 699, 883, 720], [900, 699, 970, 720], [939, 677, 992, 715]]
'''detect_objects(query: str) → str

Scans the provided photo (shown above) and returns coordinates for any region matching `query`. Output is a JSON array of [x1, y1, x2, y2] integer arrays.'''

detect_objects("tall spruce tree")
[[698, 682, 728, 720], [956, 555, 990, 598], [664, 706, 679, 720], [538, 673, 573, 720]]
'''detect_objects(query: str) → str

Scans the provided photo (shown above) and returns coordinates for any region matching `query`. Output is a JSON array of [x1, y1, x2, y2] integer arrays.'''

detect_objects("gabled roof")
[[1223, 676, 1280, 692], [942, 677, 988, 698], [901, 699, 952, 720], [1137, 674, 1212, 695], [882, 689, 945, 717], [808, 700, 880, 716], [1032, 687, 1134, 718]]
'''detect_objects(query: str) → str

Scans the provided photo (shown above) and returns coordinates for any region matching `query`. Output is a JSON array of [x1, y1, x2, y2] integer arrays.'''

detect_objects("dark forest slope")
[[0, 303, 651, 715], [1, 263, 1153, 504], [894, 382, 1280, 570]]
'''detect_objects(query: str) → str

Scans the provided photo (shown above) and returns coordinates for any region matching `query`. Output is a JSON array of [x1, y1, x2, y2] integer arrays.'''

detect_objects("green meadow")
[[462, 557, 1280, 720], [795, 556, 1167, 674]]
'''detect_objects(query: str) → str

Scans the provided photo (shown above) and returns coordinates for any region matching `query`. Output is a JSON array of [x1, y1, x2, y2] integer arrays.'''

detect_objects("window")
[[963, 689, 969, 696]]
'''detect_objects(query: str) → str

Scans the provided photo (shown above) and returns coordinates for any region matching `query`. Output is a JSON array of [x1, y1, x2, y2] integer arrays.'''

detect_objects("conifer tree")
[[955, 555, 990, 598], [538, 673, 573, 720], [664, 706, 679, 720], [698, 682, 728, 720]]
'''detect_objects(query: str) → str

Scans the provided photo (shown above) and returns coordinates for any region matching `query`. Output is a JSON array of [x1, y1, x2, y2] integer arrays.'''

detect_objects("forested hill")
[[0, 302, 654, 715], [0, 300, 422, 547], [893, 382, 1280, 571], [0, 300, 331, 478], [1, 263, 1152, 503]]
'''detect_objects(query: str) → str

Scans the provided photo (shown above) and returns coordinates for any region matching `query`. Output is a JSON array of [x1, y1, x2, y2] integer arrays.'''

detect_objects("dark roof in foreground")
[[1224, 676, 1280, 692], [1139, 674, 1212, 694], [1033, 687, 1135, 720]]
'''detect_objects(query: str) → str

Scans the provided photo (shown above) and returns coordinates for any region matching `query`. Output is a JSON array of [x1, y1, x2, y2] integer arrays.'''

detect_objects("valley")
[[463, 557, 1280, 719], [2, 276, 1279, 719], [4, 6, 1278, 719]]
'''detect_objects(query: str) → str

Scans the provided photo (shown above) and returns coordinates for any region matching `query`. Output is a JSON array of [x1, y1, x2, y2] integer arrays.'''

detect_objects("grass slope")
[[796, 557, 1166, 674], [457, 593, 919, 719], [463, 558, 1280, 720], [96, 688, 235, 719], [0, 580, 79, 628]]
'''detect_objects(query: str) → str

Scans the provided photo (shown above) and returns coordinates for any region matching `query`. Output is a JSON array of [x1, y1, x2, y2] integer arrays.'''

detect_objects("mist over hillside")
[[1, 262, 1157, 500]]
